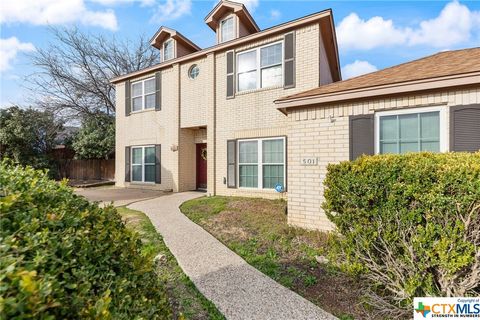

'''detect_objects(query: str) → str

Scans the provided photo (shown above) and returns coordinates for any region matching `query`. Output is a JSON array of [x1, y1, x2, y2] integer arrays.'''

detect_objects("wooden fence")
[[58, 159, 115, 181]]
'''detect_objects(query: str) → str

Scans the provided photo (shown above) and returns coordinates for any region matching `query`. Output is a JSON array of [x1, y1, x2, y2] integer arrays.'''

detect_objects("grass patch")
[[180, 196, 374, 320], [117, 206, 225, 320]]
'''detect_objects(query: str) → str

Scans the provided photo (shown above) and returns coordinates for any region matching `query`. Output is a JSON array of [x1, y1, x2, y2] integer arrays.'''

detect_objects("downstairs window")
[[238, 137, 285, 189]]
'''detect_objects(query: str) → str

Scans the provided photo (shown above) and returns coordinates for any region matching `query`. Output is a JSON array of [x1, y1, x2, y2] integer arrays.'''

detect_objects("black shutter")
[[450, 105, 480, 152], [125, 80, 131, 116], [226, 50, 235, 99], [349, 114, 374, 160], [227, 140, 236, 188], [155, 71, 161, 111], [155, 144, 161, 184], [284, 32, 296, 89], [125, 146, 131, 182]]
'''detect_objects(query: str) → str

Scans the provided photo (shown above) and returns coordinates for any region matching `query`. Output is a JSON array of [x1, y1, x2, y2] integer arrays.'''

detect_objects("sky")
[[0, 0, 479, 107]]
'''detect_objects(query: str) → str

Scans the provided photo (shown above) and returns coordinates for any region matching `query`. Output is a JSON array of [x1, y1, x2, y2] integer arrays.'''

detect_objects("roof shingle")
[[277, 47, 480, 102]]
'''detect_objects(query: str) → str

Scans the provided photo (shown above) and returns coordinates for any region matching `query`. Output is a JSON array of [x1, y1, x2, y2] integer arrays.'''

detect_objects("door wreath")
[[201, 148, 207, 160]]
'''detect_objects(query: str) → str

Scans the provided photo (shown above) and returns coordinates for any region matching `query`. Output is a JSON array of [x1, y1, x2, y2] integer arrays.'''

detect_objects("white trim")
[[111, 10, 334, 84], [236, 40, 284, 93], [374, 106, 448, 154], [163, 39, 174, 61], [237, 136, 286, 189], [276, 72, 480, 109], [188, 64, 200, 79], [131, 145, 156, 183], [220, 16, 235, 43], [131, 77, 156, 112]]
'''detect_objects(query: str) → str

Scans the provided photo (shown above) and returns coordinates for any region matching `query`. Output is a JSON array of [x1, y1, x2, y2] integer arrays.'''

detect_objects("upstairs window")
[[163, 39, 174, 61], [131, 77, 155, 112], [237, 42, 283, 92], [220, 17, 234, 43]]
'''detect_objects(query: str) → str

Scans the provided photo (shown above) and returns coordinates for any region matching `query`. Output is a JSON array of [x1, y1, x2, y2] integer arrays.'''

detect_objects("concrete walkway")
[[128, 192, 336, 320], [75, 187, 165, 207]]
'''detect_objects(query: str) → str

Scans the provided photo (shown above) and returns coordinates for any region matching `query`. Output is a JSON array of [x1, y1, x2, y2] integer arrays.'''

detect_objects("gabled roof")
[[112, 9, 338, 84], [205, 0, 259, 33], [150, 26, 201, 52], [276, 47, 480, 110]]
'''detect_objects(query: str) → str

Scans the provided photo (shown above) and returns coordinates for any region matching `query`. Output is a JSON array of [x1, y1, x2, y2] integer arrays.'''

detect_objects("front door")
[[196, 143, 207, 190]]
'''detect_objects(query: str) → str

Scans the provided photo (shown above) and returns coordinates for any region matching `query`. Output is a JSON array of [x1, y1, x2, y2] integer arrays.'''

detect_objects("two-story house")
[[112, 1, 340, 208], [112, 0, 480, 231]]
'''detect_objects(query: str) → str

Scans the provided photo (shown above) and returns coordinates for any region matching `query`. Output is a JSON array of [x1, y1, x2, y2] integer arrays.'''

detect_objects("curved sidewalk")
[[129, 192, 336, 320]]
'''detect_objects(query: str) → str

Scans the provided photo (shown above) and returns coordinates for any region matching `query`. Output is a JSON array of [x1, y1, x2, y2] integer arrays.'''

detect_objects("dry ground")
[[180, 196, 376, 320]]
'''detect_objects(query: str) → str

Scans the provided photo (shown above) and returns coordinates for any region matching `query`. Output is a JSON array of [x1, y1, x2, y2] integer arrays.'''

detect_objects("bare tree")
[[27, 27, 159, 119]]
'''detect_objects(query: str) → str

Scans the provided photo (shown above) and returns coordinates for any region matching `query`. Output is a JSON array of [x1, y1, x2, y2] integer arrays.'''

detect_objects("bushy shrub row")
[[323, 152, 480, 318], [0, 160, 171, 319]]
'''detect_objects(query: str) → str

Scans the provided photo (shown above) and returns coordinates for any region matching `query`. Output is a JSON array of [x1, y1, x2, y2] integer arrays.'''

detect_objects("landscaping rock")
[[154, 253, 167, 264], [315, 255, 329, 264]]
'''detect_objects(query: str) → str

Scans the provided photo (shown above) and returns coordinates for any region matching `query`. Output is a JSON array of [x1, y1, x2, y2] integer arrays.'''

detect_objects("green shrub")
[[323, 152, 480, 318], [0, 160, 171, 319]]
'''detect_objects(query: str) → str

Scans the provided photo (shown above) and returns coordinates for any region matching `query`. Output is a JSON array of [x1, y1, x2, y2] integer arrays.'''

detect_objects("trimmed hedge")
[[0, 160, 171, 319], [323, 152, 480, 318]]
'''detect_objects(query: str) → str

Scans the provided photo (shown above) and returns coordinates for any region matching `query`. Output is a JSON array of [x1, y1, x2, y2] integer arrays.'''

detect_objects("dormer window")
[[220, 17, 234, 43], [205, 1, 259, 44], [163, 39, 174, 61], [150, 27, 200, 59]]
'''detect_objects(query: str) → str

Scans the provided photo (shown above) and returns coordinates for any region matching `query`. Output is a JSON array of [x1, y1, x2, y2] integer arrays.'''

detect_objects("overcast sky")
[[1, 0, 479, 107]]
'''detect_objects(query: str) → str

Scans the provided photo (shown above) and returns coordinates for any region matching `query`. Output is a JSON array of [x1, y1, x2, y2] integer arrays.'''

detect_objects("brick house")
[[275, 48, 480, 229], [112, 0, 480, 230]]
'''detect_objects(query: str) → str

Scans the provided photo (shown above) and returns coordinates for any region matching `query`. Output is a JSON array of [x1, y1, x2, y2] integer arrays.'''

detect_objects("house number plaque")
[[301, 157, 318, 166]]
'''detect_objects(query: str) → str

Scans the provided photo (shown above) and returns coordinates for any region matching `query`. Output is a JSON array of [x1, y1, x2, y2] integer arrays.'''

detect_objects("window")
[[376, 107, 447, 154], [237, 50, 256, 91], [163, 39, 174, 61], [239, 140, 258, 188], [220, 17, 234, 43], [237, 42, 283, 92], [188, 64, 200, 79], [131, 146, 156, 183], [260, 43, 283, 88], [238, 137, 285, 189], [131, 77, 155, 112], [262, 139, 284, 188]]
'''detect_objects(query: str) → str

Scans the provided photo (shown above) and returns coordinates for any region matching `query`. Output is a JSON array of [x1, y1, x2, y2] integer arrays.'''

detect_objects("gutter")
[[275, 71, 480, 114], [111, 9, 333, 84]]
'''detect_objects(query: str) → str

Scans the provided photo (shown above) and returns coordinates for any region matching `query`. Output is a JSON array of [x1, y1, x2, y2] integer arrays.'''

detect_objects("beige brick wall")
[[213, 22, 324, 199], [115, 66, 181, 191], [180, 56, 209, 128], [287, 88, 480, 230], [194, 128, 207, 143], [115, 21, 336, 204], [178, 128, 196, 191]]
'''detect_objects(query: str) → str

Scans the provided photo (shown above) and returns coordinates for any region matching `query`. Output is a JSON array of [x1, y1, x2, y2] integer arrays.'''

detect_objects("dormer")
[[205, 0, 260, 44], [150, 27, 201, 62]]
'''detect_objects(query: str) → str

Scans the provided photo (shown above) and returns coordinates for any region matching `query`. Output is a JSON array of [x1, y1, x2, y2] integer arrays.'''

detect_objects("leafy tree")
[[28, 27, 159, 119], [0, 106, 63, 171], [72, 113, 115, 160]]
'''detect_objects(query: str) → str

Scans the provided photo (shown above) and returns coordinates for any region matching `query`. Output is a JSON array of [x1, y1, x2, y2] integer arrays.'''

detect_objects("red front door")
[[196, 143, 207, 189]]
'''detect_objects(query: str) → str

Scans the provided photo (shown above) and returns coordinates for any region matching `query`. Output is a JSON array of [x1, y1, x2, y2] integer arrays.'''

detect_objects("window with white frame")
[[376, 107, 446, 154], [220, 17, 234, 43], [163, 39, 174, 61], [237, 42, 283, 92], [131, 78, 155, 112], [238, 137, 285, 189], [131, 146, 156, 183]]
